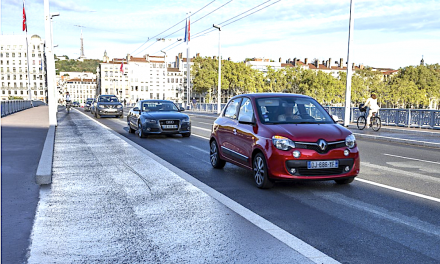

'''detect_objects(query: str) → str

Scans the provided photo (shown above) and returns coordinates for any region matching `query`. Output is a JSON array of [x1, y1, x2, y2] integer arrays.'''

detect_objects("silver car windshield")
[[256, 97, 334, 124], [99, 96, 118, 102], [142, 102, 179, 112]]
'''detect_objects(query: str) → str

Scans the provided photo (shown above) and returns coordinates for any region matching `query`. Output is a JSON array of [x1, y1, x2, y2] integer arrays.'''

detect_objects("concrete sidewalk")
[[26, 109, 326, 263]]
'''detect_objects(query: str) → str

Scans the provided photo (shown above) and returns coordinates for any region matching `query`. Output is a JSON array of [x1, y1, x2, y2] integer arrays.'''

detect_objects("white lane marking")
[[190, 146, 209, 154], [192, 134, 210, 140], [356, 178, 440, 203], [192, 125, 212, 132], [361, 162, 440, 185], [188, 113, 219, 119], [169, 139, 181, 143], [198, 121, 214, 125], [308, 190, 440, 237], [353, 132, 440, 148], [384, 153, 440, 165]]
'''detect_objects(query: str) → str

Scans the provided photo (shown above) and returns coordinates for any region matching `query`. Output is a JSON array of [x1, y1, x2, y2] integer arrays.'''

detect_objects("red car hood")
[[265, 124, 351, 142]]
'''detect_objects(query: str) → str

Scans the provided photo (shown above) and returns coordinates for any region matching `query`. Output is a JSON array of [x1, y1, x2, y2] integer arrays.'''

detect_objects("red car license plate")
[[307, 160, 339, 169]]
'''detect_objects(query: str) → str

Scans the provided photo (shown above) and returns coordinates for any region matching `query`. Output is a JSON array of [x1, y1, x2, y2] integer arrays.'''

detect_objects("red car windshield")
[[256, 97, 334, 124]]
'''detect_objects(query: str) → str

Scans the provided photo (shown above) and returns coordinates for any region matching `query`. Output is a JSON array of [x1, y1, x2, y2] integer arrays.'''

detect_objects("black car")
[[94, 95, 123, 118], [127, 100, 191, 138], [84, 98, 94, 112]]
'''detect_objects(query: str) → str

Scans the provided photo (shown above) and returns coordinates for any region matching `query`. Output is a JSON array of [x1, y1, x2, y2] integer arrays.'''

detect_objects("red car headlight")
[[272, 135, 296, 151]]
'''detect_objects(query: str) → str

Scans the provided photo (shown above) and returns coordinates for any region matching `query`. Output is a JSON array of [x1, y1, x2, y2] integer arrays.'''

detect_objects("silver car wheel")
[[138, 122, 144, 138]]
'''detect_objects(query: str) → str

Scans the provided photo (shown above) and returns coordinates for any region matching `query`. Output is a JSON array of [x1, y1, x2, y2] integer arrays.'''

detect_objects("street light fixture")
[[213, 24, 221, 114], [160, 50, 166, 67]]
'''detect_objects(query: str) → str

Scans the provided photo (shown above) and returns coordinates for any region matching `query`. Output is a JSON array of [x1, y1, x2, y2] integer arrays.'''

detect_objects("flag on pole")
[[120, 62, 124, 73], [184, 18, 190, 42], [22, 1, 27, 32]]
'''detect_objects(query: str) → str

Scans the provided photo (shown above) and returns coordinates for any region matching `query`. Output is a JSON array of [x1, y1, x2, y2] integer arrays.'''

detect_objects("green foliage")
[[190, 58, 439, 108], [55, 58, 101, 74]]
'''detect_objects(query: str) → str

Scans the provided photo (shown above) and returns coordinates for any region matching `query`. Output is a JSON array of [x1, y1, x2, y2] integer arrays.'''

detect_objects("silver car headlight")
[[345, 134, 356, 149], [117, 105, 123, 109], [145, 119, 157, 124], [272, 136, 295, 150]]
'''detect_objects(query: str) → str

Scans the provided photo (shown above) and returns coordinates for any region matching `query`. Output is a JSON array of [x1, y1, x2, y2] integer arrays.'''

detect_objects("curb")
[[36, 125, 55, 185]]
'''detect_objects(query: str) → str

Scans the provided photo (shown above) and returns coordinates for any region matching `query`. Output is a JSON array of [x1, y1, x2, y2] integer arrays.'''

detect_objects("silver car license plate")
[[162, 125, 177, 129], [307, 160, 338, 169]]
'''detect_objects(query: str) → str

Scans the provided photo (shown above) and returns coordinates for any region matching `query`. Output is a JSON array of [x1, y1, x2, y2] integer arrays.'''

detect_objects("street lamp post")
[[344, 0, 355, 127], [160, 50, 166, 67], [213, 24, 221, 114], [44, 0, 59, 126]]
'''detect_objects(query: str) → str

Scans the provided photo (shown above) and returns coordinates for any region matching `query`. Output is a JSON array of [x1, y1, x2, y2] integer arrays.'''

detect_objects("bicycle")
[[357, 104, 381, 131], [66, 101, 72, 114]]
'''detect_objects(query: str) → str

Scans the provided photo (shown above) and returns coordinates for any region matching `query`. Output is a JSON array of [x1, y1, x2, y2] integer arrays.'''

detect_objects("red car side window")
[[224, 98, 242, 119]]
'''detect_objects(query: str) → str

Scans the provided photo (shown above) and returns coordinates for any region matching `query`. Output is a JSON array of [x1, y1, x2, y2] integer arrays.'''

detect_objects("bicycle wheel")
[[371, 116, 381, 131], [357, 115, 366, 130]]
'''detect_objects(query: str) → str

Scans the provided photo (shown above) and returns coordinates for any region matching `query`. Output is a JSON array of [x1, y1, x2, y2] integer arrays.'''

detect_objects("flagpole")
[[23, 0, 32, 103]]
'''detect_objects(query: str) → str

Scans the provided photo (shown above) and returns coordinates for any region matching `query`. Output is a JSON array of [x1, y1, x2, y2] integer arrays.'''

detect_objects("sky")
[[1, 0, 439, 69]]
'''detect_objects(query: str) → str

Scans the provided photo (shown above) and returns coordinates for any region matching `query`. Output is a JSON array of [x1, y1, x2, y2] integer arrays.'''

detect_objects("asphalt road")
[[79, 107, 440, 264]]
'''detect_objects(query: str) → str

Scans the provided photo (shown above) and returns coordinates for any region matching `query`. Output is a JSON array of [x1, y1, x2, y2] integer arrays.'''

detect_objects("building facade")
[[98, 52, 186, 104], [59, 72, 97, 104], [0, 34, 47, 101]]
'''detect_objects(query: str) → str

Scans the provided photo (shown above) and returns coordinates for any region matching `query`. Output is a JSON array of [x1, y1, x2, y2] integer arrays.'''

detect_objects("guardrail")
[[326, 107, 440, 130], [185, 103, 440, 130], [1, 100, 46, 117]]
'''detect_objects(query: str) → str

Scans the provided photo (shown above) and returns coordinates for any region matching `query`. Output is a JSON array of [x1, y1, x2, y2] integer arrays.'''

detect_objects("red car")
[[209, 93, 360, 189]]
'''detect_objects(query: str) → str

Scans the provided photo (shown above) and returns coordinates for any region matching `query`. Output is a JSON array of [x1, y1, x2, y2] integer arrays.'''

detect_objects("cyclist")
[[65, 92, 72, 111], [363, 93, 380, 127]]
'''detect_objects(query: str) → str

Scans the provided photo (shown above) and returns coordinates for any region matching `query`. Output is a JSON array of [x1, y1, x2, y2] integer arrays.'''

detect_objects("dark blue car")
[[127, 100, 191, 138]]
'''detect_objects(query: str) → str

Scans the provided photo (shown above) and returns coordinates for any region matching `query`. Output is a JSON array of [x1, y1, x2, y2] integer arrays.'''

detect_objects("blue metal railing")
[[185, 103, 440, 129], [1, 100, 46, 117]]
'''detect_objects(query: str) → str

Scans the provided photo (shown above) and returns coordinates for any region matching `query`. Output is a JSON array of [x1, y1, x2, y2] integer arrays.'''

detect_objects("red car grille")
[[295, 141, 346, 154]]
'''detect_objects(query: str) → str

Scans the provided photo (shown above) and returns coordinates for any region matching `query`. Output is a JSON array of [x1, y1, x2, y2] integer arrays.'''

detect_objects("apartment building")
[[98, 52, 186, 104], [0, 34, 47, 101], [60, 73, 97, 104]]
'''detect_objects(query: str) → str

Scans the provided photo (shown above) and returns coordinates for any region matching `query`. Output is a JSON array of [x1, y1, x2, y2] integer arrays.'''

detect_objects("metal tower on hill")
[[75, 25, 86, 60]]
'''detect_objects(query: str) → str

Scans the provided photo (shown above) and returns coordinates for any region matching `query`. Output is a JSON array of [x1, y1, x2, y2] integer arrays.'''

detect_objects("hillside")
[[55, 57, 101, 74]]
